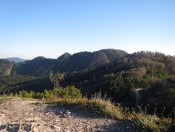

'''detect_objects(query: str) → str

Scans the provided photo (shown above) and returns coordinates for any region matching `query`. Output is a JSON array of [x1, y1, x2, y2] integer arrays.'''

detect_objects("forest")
[[0, 50, 175, 118]]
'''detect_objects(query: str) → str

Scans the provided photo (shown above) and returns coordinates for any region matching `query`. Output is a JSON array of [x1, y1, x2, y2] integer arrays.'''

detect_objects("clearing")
[[0, 97, 140, 132]]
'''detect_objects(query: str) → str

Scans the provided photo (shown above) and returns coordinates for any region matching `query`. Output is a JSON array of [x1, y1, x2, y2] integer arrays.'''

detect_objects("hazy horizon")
[[1, 48, 175, 60], [1, 0, 175, 59]]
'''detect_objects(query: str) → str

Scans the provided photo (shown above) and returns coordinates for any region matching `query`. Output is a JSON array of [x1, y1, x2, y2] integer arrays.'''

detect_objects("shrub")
[[18, 90, 34, 98], [61, 86, 82, 99], [34, 92, 43, 99], [43, 89, 52, 98]]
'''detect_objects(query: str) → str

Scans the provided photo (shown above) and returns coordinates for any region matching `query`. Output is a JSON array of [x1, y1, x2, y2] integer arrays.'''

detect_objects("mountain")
[[62, 51, 175, 115], [5, 57, 26, 63], [12, 49, 128, 76], [12, 56, 57, 76], [57, 49, 128, 72], [0, 59, 14, 76], [57, 52, 71, 61], [1, 50, 175, 117], [63, 51, 175, 96]]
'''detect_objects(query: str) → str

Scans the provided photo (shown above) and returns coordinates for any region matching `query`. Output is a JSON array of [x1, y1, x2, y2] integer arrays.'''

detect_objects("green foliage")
[[131, 108, 173, 131], [52, 87, 61, 95], [146, 87, 175, 115], [18, 90, 35, 98], [61, 86, 82, 99], [62, 51, 175, 117], [34, 92, 43, 99], [145, 69, 169, 79], [0, 75, 36, 93], [50, 72, 64, 88], [43, 89, 52, 98], [15, 85, 81, 99], [1, 51, 175, 128]]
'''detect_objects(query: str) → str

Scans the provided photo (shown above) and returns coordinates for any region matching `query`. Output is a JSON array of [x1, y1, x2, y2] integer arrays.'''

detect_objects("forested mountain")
[[0, 75, 52, 94], [1, 50, 175, 116], [0, 59, 14, 76], [5, 57, 26, 63], [12, 49, 128, 76], [12, 57, 57, 76], [62, 51, 175, 115], [56, 49, 127, 72]]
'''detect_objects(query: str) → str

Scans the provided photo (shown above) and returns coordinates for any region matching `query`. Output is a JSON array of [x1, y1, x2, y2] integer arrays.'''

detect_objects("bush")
[[16, 85, 81, 99], [18, 90, 35, 98], [43, 89, 52, 98], [34, 92, 43, 99], [61, 86, 82, 99]]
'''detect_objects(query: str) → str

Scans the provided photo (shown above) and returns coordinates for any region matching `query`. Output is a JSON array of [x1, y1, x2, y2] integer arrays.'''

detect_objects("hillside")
[[0, 59, 14, 76], [0, 51, 175, 131], [0, 75, 51, 94], [12, 57, 57, 76], [57, 49, 128, 72], [1, 51, 175, 116], [5, 57, 26, 63], [12, 49, 128, 76], [62, 51, 175, 115]]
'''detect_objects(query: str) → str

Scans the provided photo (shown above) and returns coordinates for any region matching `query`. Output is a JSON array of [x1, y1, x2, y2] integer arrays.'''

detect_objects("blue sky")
[[0, 0, 175, 59]]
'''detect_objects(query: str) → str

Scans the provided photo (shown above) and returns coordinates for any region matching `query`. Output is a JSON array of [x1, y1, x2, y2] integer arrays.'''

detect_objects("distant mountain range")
[[5, 57, 26, 63], [11, 49, 128, 76], [1, 49, 175, 117]]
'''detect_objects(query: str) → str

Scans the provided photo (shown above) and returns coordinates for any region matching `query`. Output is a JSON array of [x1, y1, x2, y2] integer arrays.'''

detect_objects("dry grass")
[[47, 95, 174, 131], [130, 111, 173, 131], [46, 95, 123, 119], [1, 95, 174, 131], [0, 96, 15, 103]]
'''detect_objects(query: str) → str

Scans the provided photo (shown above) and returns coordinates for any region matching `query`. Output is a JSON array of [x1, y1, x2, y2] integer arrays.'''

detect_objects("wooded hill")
[[1, 50, 175, 116], [11, 49, 127, 76], [62, 51, 175, 115]]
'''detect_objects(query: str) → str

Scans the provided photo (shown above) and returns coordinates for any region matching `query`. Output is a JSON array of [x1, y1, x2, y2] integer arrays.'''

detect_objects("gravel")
[[0, 98, 141, 132]]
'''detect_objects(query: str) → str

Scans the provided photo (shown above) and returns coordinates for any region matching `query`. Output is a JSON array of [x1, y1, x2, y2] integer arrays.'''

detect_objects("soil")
[[0, 98, 141, 132]]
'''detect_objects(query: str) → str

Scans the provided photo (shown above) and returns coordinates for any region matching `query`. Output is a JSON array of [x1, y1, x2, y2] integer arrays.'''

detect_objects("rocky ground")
[[0, 98, 141, 132]]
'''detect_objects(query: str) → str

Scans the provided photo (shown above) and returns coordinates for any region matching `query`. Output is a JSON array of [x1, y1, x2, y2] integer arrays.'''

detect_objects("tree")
[[50, 70, 64, 88]]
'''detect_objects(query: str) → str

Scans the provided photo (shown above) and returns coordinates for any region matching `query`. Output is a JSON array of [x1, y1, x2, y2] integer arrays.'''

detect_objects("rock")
[[0, 98, 141, 132], [59, 110, 71, 118], [0, 113, 5, 116], [51, 125, 61, 132], [66, 110, 71, 116]]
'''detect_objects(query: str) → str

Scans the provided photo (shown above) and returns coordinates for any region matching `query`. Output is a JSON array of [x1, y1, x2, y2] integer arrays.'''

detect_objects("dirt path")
[[0, 98, 140, 132]]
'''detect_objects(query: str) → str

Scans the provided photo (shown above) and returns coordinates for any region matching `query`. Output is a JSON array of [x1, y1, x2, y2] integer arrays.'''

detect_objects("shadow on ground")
[[0, 123, 31, 132], [42, 103, 142, 132], [96, 120, 142, 132]]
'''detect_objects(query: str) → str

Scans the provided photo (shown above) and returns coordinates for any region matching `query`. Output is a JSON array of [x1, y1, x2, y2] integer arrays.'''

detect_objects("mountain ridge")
[[11, 49, 128, 76], [62, 51, 175, 115], [5, 57, 26, 63]]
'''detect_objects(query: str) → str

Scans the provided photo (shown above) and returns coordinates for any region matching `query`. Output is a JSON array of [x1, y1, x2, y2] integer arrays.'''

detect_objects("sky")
[[0, 0, 175, 59]]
